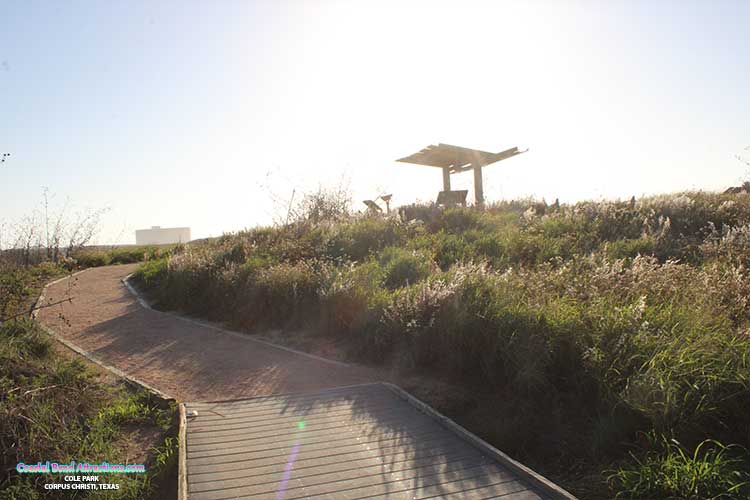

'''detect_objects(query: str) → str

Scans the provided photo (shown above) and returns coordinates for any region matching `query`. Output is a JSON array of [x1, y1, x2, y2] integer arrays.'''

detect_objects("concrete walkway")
[[37, 264, 379, 402]]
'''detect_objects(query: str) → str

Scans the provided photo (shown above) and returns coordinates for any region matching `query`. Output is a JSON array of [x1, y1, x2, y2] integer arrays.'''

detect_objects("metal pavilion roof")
[[396, 143, 527, 206], [396, 143, 524, 174]]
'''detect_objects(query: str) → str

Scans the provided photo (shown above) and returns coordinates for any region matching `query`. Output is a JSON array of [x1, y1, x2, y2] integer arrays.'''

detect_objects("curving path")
[[37, 265, 575, 499], [37, 264, 380, 402]]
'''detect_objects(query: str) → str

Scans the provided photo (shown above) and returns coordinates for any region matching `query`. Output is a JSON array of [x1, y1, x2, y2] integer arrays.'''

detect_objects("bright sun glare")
[[1, 0, 747, 242]]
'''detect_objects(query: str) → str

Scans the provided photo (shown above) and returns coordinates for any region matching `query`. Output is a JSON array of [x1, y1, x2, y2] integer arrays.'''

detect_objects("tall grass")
[[133, 190, 750, 498], [608, 433, 749, 499], [71, 245, 174, 269]]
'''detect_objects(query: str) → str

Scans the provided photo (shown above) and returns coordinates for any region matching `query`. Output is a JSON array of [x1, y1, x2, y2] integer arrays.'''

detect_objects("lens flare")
[[276, 421, 306, 499]]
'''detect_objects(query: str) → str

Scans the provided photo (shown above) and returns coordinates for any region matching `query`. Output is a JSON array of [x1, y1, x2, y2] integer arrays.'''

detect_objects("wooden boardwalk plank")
[[187, 436, 469, 477], [187, 394, 398, 429], [187, 430, 454, 474], [188, 445, 473, 485], [187, 398, 416, 434], [180, 383, 575, 500], [189, 450, 482, 492], [191, 461, 506, 500], [188, 406, 432, 447]]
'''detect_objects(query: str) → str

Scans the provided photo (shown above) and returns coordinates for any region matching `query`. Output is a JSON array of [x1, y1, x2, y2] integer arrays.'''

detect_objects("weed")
[[608, 433, 750, 499]]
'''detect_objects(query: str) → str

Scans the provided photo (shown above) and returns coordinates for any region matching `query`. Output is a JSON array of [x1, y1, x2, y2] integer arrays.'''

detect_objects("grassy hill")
[[134, 191, 750, 499]]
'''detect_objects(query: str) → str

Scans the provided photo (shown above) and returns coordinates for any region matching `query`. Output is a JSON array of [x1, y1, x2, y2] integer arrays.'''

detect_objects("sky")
[[1, 0, 749, 244]]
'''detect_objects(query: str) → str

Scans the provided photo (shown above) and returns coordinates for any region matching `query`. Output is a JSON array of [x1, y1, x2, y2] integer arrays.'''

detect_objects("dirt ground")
[[37, 264, 381, 402]]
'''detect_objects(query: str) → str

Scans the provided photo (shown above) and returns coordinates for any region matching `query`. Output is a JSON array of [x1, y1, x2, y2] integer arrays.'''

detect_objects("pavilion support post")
[[473, 164, 484, 208], [442, 167, 451, 191]]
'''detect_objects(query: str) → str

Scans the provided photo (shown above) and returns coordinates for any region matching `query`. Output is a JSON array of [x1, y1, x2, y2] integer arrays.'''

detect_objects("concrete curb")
[[178, 403, 188, 500], [31, 268, 91, 320], [122, 274, 352, 368], [38, 323, 175, 400]]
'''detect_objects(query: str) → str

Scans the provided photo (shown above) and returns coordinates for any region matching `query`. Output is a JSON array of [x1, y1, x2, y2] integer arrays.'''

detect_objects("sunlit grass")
[[133, 189, 750, 498], [608, 433, 750, 499]]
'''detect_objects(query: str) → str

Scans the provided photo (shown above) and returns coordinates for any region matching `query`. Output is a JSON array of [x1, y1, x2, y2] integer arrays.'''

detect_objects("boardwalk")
[[181, 384, 574, 500], [36, 265, 574, 499]]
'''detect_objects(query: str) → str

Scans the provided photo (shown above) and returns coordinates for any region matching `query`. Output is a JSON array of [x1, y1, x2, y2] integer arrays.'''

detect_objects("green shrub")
[[32, 261, 66, 278], [497, 229, 545, 265], [73, 251, 111, 268], [432, 207, 481, 233], [235, 260, 325, 328], [380, 276, 460, 367], [606, 237, 655, 259], [318, 263, 392, 353], [240, 252, 279, 278], [328, 217, 407, 261], [134, 258, 169, 288], [472, 232, 505, 266], [0, 269, 31, 320], [377, 246, 433, 289], [430, 232, 474, 270], [108, 247, 148, 264], [318, 264, 372, 336], [70, 245, 171, 269]]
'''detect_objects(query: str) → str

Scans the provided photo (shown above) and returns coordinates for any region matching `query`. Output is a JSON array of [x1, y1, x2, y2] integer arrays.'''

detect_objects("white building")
[[135, 226, 191, 245]]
